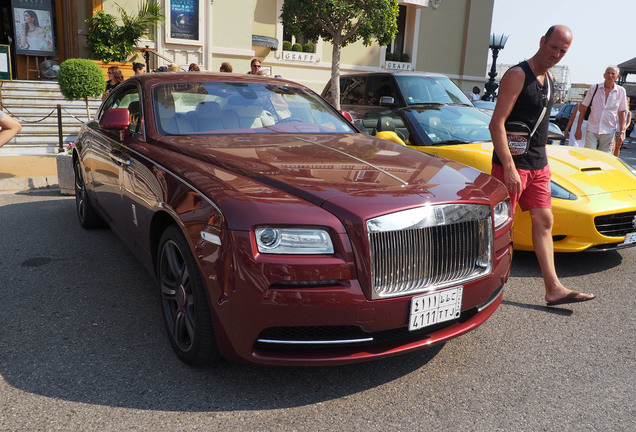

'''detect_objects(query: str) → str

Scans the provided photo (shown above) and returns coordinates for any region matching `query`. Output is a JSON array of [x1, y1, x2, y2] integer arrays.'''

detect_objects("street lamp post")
[[485, 33, 508, 101]]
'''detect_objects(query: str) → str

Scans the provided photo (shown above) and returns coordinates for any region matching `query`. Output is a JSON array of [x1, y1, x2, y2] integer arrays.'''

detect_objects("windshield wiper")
[[436, 139, 470, 145]]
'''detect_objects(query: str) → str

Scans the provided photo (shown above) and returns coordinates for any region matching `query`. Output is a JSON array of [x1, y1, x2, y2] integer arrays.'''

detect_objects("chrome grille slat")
[[367, 204, 493, 299]]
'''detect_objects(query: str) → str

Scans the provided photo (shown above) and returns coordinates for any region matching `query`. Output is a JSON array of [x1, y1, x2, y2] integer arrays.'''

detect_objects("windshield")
[[396, 76, 472, 106], [152, 81, 357, 135], [404, 105, 493, 143]]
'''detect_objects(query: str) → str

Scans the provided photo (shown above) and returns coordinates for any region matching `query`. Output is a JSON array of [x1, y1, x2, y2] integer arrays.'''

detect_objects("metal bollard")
[[57, 104, 63, 153]]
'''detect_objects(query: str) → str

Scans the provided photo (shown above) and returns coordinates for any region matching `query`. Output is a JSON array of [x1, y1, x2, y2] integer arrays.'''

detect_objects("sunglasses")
[[252, 65, 261, 68]]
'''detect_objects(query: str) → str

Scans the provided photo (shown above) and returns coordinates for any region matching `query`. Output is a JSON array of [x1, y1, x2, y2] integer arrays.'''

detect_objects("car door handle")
[[109, 150, 131, 166]]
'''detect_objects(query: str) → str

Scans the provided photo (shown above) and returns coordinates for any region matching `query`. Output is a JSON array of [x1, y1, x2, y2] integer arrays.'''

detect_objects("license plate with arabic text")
[[409, 286, 463, 331], [623, 232, 636, 244]]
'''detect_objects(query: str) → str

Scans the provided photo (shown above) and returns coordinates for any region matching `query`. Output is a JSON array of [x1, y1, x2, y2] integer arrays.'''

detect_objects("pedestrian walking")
[[489, 25, 595, 306], [574, 66, 628, 155]]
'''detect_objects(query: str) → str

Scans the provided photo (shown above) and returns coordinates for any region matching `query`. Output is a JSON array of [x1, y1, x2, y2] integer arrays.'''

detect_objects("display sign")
[[0, 45, 12, 80], [169, 0, 199, 41], [11, 0, 56, 56]]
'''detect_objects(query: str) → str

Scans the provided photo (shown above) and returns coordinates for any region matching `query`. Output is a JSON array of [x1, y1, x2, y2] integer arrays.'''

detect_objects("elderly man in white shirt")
[[574, 65, 628, 155]]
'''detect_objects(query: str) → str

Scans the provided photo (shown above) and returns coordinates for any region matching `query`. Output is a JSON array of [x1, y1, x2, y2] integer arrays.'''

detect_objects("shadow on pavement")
[[0, 196, 444, 412]]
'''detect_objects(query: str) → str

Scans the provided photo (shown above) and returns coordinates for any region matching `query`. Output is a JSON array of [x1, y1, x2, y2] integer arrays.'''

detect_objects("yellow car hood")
[[414, 142, 636, 197]]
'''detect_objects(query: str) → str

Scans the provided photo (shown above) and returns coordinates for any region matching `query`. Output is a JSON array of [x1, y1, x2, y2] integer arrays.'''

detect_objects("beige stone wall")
[[88, 0, 494, 96]]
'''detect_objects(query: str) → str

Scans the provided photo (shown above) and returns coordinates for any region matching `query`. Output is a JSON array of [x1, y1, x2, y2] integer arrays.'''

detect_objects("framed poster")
[[165, 0, 203, 45], [12, 0, 56, 56], [0, 45, 12, 80]]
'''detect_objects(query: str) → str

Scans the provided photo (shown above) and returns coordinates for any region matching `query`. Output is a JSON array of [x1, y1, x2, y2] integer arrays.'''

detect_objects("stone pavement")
[[0, 154, 59, 192]]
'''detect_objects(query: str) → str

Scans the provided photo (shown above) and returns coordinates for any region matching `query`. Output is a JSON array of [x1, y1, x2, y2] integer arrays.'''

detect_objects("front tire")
[[157, 225, 218, 365], [74, 157, 104, 229]]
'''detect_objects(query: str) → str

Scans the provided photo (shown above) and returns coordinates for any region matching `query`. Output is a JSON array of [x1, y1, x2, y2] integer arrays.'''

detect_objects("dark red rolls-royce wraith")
[[73, 72, 513, 366]]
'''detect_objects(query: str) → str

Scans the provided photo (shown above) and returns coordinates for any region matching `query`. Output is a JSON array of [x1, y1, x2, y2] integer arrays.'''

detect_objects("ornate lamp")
[[484, 33, 508, 101]]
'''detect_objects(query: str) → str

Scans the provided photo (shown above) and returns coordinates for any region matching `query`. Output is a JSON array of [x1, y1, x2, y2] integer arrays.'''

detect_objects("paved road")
[[0, 190, 634, 432]]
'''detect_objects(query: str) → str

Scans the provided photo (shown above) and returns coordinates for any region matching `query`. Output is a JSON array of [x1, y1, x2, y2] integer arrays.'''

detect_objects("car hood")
[[546, 146, 636, 196], [159, 134, 502, 209], [414, 142, 636, 197]]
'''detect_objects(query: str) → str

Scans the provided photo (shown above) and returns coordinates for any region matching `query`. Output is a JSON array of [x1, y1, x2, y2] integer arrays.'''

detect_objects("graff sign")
[[282, 51, 316, 63]]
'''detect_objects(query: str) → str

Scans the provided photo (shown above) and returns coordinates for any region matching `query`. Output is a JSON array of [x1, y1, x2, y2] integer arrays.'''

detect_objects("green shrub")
[[86, 0, 163, 63], [58, 58, 106, 120], [385, 52, 395, 61], [291, 43, 302, 52], [400, 53, 410, 62], [302, 43, 314, 53], [282, 40, 292, 51]]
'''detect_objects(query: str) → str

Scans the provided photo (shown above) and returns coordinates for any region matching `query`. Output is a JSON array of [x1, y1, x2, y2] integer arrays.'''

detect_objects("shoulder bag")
[[583, 84, 599, 121], [505, 73, 552, 156]]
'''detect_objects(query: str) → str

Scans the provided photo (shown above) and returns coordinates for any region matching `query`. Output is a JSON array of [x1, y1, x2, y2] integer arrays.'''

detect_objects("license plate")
[[624, 232, 636, 244], [409, 286, 463, 331]]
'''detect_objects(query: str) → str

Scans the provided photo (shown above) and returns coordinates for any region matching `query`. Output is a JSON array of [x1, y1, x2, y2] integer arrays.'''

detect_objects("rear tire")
[[74, 157, 104, 229], [157, 225, 219, 365]]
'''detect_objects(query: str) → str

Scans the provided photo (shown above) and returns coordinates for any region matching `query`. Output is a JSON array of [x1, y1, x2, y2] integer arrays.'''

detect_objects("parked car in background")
[[554, 103, 577, 131], [357, 102, 636, 252], [473, 100, 565, 145], [321, 71, 472, 117], [72, 72, 513, 366]]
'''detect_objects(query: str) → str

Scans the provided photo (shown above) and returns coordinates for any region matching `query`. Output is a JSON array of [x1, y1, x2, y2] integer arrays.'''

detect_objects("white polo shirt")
[[582, 82, 628, 134]]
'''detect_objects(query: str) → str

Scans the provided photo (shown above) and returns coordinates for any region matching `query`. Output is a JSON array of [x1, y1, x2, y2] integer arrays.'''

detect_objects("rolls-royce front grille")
[[594, 211, 636, 237], [367, 204, 493, 299]]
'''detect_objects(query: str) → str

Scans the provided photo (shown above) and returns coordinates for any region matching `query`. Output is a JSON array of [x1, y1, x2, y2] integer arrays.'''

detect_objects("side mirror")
[[340, 110, 354, 123], [379, 96, 396, 107], [99, 108, 131, 131]]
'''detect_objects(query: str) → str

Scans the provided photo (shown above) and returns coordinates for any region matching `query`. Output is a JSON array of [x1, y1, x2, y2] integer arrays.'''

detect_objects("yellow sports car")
[[358, 104, 636, 252]]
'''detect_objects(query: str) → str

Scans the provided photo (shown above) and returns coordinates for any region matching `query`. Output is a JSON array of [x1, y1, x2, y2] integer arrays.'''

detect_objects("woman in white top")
[[564, 91, 587, 147]]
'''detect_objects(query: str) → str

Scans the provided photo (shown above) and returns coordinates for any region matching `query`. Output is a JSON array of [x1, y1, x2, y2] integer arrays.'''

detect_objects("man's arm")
[[0, 113, 21, 147], [488, 66, 525, 196]]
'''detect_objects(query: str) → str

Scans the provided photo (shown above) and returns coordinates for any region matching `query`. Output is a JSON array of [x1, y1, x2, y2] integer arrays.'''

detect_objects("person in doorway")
[[219, 62, 233, 72], [0, 111, 22, 148], [133, 62, 146, 74], [469, 86, 481, 101], [102, 66, 124, 101], [247, 58, 261, 74], [574, 66, 628, 155], [489, 25, 595, 306]]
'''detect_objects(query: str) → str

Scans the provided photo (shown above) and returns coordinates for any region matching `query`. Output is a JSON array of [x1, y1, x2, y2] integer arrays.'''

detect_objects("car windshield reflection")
[[152, 81, 357, 136], [403, 104, 493, 144], [395, 76, 472, 106]]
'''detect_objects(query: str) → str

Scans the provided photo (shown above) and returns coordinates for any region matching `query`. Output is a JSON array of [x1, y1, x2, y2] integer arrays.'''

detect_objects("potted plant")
[[86, 0, 163, 74], [57, 58, 105, 121]]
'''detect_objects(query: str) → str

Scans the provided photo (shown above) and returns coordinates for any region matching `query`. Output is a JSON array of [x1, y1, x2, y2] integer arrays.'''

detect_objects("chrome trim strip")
[[294, 136, 409, 185], [477, 285, 503, 312], [257, 337, 374, 345]]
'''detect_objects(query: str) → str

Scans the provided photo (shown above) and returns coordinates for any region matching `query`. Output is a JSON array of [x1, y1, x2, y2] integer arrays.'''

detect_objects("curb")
[[0, 175, 59, 192]]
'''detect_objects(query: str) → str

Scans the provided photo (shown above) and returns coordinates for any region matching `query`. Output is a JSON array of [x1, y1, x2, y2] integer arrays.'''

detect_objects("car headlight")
[[493, 198, 511, 228], [255, 228, 334, 254], [550, 181, 577, 200]]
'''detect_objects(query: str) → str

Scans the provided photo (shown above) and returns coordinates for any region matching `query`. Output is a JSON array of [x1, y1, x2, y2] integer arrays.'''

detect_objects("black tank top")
[[493, 61, 553, 170]]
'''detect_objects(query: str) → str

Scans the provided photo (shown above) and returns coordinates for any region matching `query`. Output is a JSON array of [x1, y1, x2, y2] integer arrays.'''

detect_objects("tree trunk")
[[84, 97, 91, 122], [330, 41, 342, 111]]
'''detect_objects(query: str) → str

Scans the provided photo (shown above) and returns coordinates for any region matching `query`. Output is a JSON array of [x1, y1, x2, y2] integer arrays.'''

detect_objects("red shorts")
[[491, 164, 551, 213]]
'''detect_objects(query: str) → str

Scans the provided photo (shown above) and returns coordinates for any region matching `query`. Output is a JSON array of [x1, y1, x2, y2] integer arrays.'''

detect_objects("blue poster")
[[12, 0, 56, 56], [170, 0, 199, 40]]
